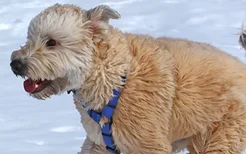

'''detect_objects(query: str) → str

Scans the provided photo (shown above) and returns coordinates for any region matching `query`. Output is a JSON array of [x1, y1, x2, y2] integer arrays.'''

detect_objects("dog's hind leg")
[[188, 105, 246, 154], [79, 136, 110, 154]]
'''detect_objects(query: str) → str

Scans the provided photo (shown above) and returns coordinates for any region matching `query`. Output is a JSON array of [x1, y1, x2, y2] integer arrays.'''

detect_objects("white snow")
[[0, 23, 11, 31], [0, 0, 246, 154], [23, 140, 45, 146], [50, 126, 82, 133]]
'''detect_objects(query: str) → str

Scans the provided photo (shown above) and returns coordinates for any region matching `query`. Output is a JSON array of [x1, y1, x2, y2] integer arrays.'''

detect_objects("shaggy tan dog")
[[10, 3, 246, 154]]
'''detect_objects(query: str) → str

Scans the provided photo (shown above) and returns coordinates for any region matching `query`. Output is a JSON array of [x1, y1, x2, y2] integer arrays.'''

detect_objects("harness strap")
[[82, 76, 125, 154]]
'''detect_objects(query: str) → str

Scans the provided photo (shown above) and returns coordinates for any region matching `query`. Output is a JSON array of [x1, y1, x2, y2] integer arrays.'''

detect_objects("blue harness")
[[72, 76, 126, 154]]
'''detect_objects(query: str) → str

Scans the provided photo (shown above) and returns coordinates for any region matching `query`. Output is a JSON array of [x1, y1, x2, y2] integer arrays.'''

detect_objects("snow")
[[0, 0, 246, 154], [50, 126, 82, 133]]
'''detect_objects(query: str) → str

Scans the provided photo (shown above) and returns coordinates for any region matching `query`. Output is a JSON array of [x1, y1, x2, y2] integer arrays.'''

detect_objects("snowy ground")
[[0, 0, 246, 154]]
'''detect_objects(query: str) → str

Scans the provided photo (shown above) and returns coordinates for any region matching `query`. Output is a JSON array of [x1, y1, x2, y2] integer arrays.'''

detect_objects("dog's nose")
[[10, 59, 25, 76]]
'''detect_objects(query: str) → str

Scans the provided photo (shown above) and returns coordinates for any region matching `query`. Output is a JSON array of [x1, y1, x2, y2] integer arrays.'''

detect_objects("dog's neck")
[[74, 27, 132, 111]]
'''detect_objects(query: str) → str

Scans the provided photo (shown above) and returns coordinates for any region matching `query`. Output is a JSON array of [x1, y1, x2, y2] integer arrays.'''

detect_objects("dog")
[[10, 3, 246, 154]]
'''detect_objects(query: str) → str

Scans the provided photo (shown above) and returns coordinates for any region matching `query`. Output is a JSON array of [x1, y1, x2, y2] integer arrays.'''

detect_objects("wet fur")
[[11, 4, 246, 154]]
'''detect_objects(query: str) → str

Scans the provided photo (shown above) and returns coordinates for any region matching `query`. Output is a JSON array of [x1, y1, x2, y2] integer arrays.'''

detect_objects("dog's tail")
[[239, 22, 246, 50]]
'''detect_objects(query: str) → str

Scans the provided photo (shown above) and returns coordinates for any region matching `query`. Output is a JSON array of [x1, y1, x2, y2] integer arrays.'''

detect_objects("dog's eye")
[[46, 39, 57, 47]]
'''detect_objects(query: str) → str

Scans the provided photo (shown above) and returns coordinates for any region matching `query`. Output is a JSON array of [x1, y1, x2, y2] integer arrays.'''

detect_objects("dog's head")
[[10, 4, 120, 99]]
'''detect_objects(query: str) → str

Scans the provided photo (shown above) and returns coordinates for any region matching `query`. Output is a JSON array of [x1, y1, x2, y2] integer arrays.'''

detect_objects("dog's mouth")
[[22, 76, 68, 100], [24, 78, 51, 94]]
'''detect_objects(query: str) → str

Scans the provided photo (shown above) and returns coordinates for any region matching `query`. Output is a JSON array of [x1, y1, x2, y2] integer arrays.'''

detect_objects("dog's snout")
[[10, 60, 26, 76]]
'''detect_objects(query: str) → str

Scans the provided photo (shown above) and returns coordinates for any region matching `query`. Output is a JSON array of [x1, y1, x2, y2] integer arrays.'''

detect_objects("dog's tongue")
[[23, 79, 39, 93]]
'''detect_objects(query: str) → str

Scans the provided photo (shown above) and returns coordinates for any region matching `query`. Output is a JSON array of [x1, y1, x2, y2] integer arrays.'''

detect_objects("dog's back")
[[157, 37, 246, 152]]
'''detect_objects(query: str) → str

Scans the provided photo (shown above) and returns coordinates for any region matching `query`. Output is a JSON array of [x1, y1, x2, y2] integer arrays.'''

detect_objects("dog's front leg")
[[78, 136, 93, 154], [79, 136, 111, 154]]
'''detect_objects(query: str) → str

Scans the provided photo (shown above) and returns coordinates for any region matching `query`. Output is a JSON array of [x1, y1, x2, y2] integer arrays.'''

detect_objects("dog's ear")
[[86, 5, 120, 23], [85, 5, 120, 38]]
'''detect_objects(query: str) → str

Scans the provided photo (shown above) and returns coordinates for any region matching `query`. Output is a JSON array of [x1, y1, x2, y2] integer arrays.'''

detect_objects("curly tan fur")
[[10, 3, 246, 154]]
